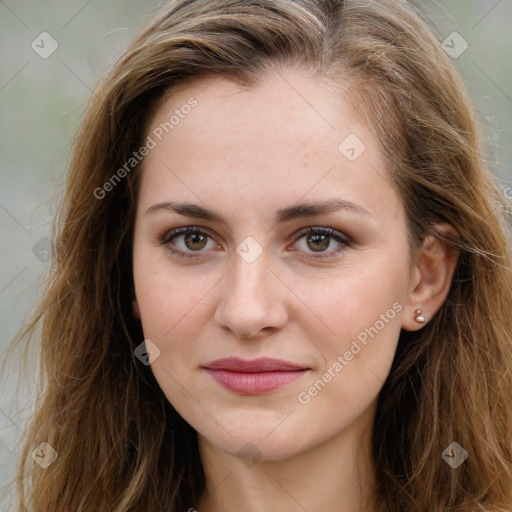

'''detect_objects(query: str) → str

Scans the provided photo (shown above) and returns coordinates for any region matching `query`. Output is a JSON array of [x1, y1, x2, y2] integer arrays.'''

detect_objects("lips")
[[202, 357, 310, 395]]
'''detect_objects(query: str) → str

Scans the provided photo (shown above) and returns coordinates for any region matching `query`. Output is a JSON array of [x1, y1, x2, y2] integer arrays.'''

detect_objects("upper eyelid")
[[160, 225, 217, 243], [295, 226, 349, 241]]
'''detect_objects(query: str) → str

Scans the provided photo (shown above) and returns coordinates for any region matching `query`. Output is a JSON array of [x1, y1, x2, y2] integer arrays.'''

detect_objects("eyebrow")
[[145, 198, 371, 227]]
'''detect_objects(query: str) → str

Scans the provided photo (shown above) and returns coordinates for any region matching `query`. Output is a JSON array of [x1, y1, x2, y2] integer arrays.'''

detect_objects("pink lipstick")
[[202, 357, 310, 395]]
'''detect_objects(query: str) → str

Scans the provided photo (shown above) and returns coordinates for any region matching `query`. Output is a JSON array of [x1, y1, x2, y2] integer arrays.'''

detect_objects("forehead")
[[147, 70, 355, 159], [138, 69, 404, 228]]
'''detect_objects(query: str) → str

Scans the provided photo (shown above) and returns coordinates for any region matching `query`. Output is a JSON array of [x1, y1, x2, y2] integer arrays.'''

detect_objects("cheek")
[[291, 271, 404, 434], [132, 245, 229, 383], [134, 267, 212, 345], [292, 254, 407, 386], [296, 256, 407, 337]]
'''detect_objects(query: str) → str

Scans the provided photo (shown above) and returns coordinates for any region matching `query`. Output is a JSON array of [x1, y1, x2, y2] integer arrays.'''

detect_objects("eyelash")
[[158, 226, 351, 261]]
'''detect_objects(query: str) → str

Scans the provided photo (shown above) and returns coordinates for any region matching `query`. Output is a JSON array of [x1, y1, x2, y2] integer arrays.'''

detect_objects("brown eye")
[[159, 227, 219, 259], [305, 233, 331, 252], [183, 232, 208, 251], [293, 227, 350, 260]]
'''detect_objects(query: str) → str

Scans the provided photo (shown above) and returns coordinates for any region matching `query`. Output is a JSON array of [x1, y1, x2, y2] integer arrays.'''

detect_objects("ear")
[[402, 223, 459, 331], [132, 296, 141, 319]]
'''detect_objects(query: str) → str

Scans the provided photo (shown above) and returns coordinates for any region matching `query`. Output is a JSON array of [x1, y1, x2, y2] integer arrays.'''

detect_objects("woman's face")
[[132, 68, 416, 461]]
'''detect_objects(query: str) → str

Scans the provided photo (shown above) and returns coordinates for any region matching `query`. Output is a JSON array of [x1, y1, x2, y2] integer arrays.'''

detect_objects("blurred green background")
[[0, 0, 511, 505]]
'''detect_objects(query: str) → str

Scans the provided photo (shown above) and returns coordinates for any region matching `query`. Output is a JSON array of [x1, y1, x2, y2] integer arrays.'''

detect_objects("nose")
[[214, 249, 288, 340]]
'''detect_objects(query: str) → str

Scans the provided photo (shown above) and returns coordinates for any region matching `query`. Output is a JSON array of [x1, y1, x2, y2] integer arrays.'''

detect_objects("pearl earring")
[[414, 308, 425, 323]]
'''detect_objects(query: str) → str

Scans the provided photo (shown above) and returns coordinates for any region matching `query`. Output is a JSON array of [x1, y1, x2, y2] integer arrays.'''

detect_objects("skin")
[[132, 67, 459, 512]]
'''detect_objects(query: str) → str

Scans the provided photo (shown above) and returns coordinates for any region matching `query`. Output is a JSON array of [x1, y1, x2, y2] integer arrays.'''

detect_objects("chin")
[[199, 424, 310, 463]]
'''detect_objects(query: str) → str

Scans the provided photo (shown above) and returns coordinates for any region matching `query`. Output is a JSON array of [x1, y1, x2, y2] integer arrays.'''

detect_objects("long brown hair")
[[3, 0, 512, 510]]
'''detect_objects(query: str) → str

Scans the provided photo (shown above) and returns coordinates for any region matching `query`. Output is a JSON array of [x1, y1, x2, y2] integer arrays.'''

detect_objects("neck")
[[195, 401, 377, 512]]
